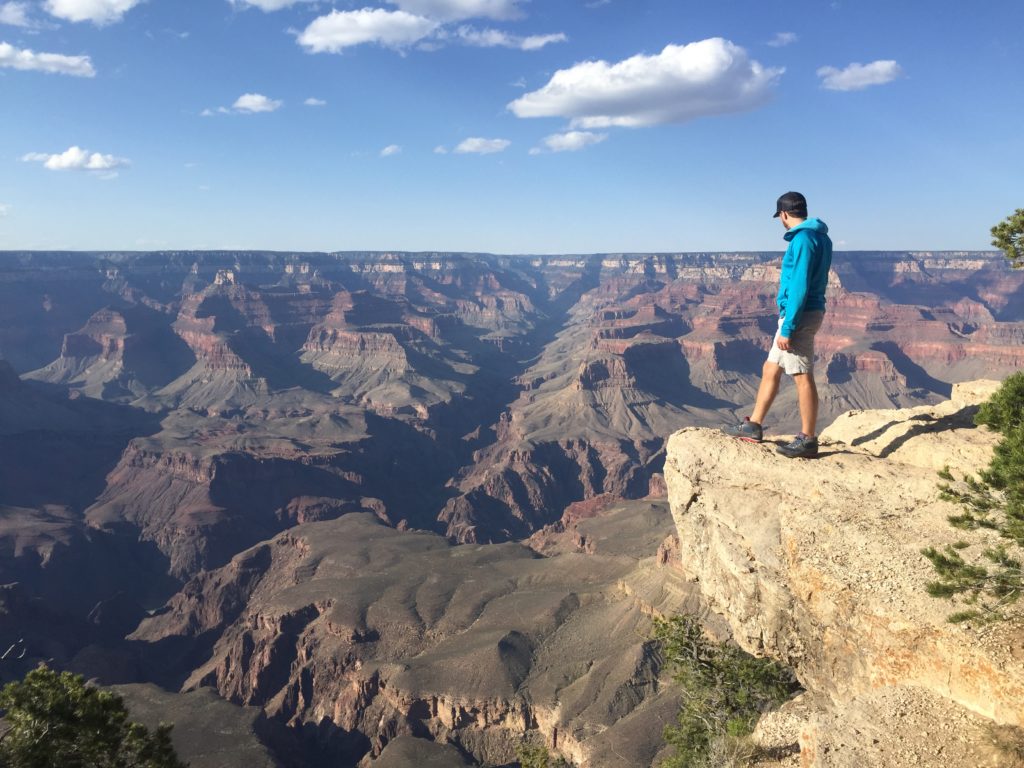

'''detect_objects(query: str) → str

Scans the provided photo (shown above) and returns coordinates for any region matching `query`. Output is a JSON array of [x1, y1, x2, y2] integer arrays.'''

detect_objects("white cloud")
[[23, 146, 129, 172], [0, 2, 31, 26], [767, 32, 797, 47], [229, 0, 313, 10], [454, 137, 510, 154], [531, 130, 607, 154], [304, 97, 326, 106], [0, 203, 9, 217], [508, 38, 782, 129], [454, 26, 566, 51], [232, 92, 282, 112], [433, 145, 448, 154], [386, 0, 522, 22], [299, 9, 438, 53], [380, 144, 402, 156], [817, 60, 902, 91], [0, 42, 95, 76], [43, 0, 142, 25]]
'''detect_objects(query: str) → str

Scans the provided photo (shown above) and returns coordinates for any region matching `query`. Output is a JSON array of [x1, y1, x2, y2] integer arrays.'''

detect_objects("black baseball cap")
[[773, 191, 807, 218]]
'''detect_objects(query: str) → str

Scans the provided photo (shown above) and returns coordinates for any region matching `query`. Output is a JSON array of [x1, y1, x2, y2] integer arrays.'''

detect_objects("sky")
[[1, 0, 1022, 253]]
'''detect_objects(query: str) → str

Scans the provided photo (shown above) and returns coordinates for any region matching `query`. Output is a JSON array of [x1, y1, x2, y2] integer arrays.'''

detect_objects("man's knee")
[[763, 360, 783, 379], [793, 372, 817, 390]]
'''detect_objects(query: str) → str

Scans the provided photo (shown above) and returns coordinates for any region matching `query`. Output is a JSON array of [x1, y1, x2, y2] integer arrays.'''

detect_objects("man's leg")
[[793, 372, 819, 436], [750, 360, 783, 425]]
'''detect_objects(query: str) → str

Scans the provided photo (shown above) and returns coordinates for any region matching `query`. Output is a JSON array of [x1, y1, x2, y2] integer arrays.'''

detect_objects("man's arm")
[[779, 232, 814, 342]]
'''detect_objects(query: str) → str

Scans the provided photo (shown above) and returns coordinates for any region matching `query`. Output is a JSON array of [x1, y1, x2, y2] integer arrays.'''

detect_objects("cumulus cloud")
[[232, 92, 282, 112], [0, 203, 9, 217], [299, 9, 438, 53], [0, 2, 32, 26], [454, 137, 510, 154], [817, 60, 903, 91], [229, 0, 313, 10], [509, 38, 782, 129], [767, 32, 797, 47], [304, 97, 326, 106], [454, 26, 566, 51], [386, 0, 522, 21], [434, 145, 448, 154], [0, 41, 95, 76], [380, 144, 402, 156], [43, 0, 142, 25], [23, 146, 129, 172], [530, 130, 607, 154]]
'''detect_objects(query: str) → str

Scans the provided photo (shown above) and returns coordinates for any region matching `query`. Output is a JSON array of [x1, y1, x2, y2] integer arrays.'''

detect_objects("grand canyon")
[[1, 250, 1022, 766]]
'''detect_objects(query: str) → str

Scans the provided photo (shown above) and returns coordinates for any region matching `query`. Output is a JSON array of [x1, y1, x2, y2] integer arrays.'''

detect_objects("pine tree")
[[0, 665, 187, 768], [991, 208, 1024, 268], [924, 372, 1024, 622]]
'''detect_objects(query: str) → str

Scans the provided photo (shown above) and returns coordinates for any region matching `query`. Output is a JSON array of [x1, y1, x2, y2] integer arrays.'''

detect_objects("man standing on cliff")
[[723, 191, 833, 458]]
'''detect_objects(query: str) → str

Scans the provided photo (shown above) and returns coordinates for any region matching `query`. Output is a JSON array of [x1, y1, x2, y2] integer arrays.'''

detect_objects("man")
[[723, 191, 833, 458]]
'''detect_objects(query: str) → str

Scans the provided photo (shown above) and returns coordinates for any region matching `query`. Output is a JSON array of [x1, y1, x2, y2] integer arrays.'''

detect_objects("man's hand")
[[776, 336, 791, 351]]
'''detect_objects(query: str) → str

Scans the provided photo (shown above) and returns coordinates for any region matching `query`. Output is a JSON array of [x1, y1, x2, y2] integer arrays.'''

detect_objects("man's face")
[[779, 211, 793, 230]]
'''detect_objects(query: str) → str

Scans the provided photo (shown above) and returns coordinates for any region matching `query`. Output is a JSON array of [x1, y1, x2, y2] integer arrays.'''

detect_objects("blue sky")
[[1, 0, 1022, 253]]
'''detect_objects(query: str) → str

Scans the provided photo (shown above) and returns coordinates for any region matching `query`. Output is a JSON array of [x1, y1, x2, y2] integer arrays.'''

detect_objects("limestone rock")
[[664, 382, 1024, 766]]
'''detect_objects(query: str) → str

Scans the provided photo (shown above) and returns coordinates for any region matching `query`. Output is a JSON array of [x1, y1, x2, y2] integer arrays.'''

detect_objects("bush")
[[925, 373, 1024, 622], [0, 665, 187, 768], [653, 615, 798, 768], [516, 741, 568, 768]]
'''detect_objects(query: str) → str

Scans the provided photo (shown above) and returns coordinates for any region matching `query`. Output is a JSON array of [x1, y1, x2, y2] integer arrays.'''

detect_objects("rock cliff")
[[664, 381, 1024, 767]]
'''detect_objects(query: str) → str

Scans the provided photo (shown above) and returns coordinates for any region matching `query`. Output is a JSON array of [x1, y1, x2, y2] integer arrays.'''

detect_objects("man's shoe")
[[722, 417, 763, 443], [777, 434, 819, 458]]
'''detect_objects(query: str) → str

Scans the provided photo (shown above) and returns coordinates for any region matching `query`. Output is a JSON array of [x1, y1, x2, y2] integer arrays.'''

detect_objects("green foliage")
[[516, 741, 568, 768], [0, 665, 187, 768], [975, 371, 1024, 434], [653, 615, 798, 768], [925, 375, 1024, 622], [991, 208, 1024, 268]]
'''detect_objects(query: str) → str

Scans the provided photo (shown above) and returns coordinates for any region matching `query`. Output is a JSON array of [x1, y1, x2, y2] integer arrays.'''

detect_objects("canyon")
[[1, 250, 1022, 766]]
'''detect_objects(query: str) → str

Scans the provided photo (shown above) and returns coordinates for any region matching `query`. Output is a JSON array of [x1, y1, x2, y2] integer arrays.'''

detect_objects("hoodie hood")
[[784, 218, 828, 241]]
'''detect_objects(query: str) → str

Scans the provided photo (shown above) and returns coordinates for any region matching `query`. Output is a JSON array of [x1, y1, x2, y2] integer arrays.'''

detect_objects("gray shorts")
[[767, 310, 824, 375]]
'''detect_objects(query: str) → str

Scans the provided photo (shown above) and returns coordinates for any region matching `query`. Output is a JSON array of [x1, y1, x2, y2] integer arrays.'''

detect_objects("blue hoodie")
[[778, 218, 832, 338]]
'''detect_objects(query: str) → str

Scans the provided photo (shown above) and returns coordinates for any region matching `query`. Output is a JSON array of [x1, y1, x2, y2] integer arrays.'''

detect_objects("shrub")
[[653, 615, 798, 768], [516, 741, 568, 768]]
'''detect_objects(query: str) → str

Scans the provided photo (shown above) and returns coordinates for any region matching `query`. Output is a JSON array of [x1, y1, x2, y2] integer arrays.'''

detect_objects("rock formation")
[[131, 504, 697, 768], [664, 381, 1024, 767]]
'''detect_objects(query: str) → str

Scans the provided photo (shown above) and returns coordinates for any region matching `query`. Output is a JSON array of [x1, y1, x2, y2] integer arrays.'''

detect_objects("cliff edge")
[[664, 381, 1024, 767]]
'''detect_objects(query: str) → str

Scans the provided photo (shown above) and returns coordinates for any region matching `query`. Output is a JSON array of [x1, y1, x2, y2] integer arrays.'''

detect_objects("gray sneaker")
[[722, 417, 763, 443], [777, 434, 819, 458]]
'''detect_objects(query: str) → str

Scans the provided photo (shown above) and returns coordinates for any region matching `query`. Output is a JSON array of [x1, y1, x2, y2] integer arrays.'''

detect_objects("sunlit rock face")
[[664, 381, 1024, 767]]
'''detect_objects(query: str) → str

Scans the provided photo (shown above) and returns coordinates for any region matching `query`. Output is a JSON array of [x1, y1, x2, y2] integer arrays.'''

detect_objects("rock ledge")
[[665, 381, 1024, 767]]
